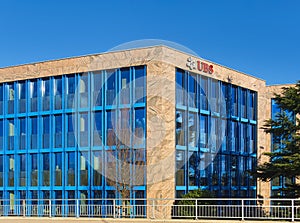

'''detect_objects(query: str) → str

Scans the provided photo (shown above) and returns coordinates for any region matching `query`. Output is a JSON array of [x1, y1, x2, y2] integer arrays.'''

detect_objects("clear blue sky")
[[0, 0, 299, 85]]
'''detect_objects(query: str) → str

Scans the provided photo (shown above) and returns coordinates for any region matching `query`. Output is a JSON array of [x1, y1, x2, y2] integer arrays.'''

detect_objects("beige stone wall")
[[146, 61, 176, 218]]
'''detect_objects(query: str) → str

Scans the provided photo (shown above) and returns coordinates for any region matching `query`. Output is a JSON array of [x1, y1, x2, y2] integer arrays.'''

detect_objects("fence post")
[[241, 199, 244, 221], [76, 199, 79, 218], [22, 200, 26, 217], [49, 200, 52, 218], [292, 199, 295, 222], [113, 199, 116, 219], [195, 199, 198, 220]]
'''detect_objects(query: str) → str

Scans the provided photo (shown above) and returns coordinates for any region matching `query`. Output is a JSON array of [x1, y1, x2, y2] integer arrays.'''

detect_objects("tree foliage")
[[254, 81, 300, 198]]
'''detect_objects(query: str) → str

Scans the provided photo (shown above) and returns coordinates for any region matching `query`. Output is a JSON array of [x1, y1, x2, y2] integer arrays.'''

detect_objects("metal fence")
[[0, 198, 300, 221]]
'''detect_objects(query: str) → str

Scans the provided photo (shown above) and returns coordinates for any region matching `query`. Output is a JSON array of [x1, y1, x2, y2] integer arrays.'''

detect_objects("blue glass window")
[[176, 110, 185, 146], [200, 77, 208, 110], [0, 120, 3, 151], [54, 153, 62, 186], [92, 151, 102, 186], [8, 119, 15, 150], [42, 153, 50, 186], [41, 78, 51, 111], [211, 80, 219, 113], [19, 154, 26, 186], [8, 155, 14, 186], [188, 74, 196, 108], [30, 117, 38, 150], [120, 68, 130, 104], [18, 81, 26, 113], [93, 71, 102, 106], [42, 116, 50, 148], [66, 75, 76, 109], [80, 152, 89, 186], [107, 111, 116, 146], [80, 113, 88, 147], [93, 111, 103, 146], [200, 115, 208, 148], [176, 69, 185, 106], [220, 83, 228, 116], [176, 150, 185, 186], [188, 151, 197, 186], [79, 73, 88, 108], [106, 70, 116, 106], [19, 118, 26, 150], [54, 77, 63, 110], [7, 83, 15, 114], [0, 84, 3, 115], [249, 91, 256, 120], [231, 86, 238, 116], [54, 115, 62, 148], [134, 66, 145, 103], [30, 154, 38, 186], [231, 121, 238, 152], [0, 155, 3, 186], [67, 114, 76, 147], [29, 80, 38, 112], [67, 152, 76, 186], [188, 112, 197, 147], [134, 108, 145, 146], [241, 89, 247, 118]]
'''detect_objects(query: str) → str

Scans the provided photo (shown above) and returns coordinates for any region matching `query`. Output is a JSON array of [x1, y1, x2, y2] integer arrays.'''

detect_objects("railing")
[[0, 198, 300, 221]]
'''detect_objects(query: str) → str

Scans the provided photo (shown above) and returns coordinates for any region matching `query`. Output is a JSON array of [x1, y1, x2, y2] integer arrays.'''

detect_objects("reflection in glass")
[[43, 153, 50, 186], [31, 154, 38, 186], [176, 150, 185, 186]]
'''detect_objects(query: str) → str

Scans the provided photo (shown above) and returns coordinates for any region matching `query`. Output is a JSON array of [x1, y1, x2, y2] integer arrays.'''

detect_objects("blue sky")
[[0, 0, 299, 85]]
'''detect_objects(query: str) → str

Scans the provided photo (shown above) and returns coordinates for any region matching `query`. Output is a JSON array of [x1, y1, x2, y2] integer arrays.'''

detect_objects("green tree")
[[254, 81, 300, 198], [173, 189, 215, 218]]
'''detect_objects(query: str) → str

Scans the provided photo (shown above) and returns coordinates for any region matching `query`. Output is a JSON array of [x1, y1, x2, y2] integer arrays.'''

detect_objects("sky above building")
[[0, 0, 299, 85]]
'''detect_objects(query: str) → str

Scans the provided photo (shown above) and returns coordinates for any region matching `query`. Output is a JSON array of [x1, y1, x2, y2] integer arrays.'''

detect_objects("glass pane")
[[8, 155, 14, 186], [19, 154, 26, 186], [120, 68, 130, 104], [67, 114, 76, 147], [42, 153, 50, 186], [54, 77, 63, 110], [176, 150, 185, 186], [54, 115, 62, 148], [31, 154, 38, 186], [93, 71, 102, 106], [41, 78, 51, 111], [134, 66, 145, 103], [79, 74, 88, 108], [66, 75, 76, 109], [19, 118, 26, 150], [176, 110, 185, 146], [29, 80, 38, 112], [106, 70, 116, 105], [8, 119, 14, 150], [7, 83, 15, 114], [30, 117, 38, 149], [54, 153, 62, 186], [67, 152, 76, 186], [80, 152, 89, 186], [92, 151, 102, 186], [18, 82, 26, 113], [80, 113, 88, 147], [93, 112, 102, 146], [42, 116, 50, 148]]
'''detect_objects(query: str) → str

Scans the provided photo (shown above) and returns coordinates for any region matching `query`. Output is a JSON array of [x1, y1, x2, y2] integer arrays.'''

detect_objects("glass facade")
[[0, 65, 146, 215], [175, 68, 257, 198], [270, 99, 295, 197]]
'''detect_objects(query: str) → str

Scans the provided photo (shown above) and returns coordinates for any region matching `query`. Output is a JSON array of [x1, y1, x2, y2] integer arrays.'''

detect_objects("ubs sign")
[[186, 57, 214, 74]]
